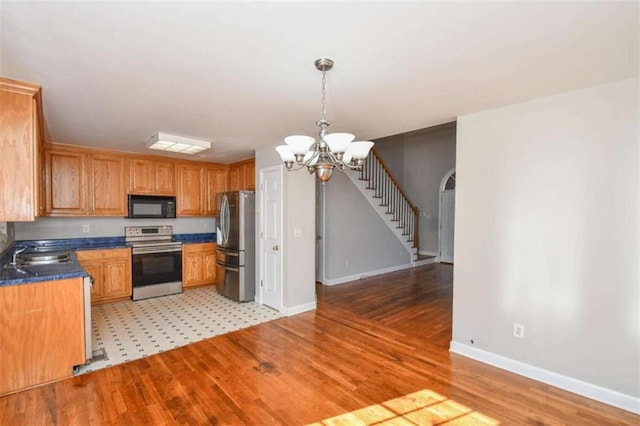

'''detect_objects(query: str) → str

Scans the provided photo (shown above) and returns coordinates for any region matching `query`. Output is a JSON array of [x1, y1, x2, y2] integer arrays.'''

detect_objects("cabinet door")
[[129, 159, 154, 194], [229, 166, 241, 192], [103, 262, 131, 299], [45, 150, 86, 215], [84, 263, 103, 300], [244, 160, 255, 190], [205, 166, 227, 216], [0, 80, 40, 221], [177, 163, 204, 216], [90, 154, 126, 215], [204, 246, 217, 283], [154, 160, 175, 195], [183, 251, 204, 288]]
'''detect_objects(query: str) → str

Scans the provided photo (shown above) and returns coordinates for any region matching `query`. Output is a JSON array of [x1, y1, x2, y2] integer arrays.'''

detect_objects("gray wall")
[[375, 123, 456, 254], [322, 171, 412, 284], [454, 78, 639, 398], [14, 216, 215, 240]]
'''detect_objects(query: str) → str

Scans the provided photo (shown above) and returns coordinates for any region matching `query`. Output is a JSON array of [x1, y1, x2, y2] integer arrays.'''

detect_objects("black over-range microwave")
[[127, 195, 176, 219]]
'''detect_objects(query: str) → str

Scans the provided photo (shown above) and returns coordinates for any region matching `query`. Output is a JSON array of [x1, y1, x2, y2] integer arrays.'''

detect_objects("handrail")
[[361, 149, 420, 250]]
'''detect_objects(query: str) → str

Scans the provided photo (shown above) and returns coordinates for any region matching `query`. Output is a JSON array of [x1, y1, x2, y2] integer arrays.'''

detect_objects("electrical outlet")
[[83, 225, 90, 233], [513, 323, 525, 339]]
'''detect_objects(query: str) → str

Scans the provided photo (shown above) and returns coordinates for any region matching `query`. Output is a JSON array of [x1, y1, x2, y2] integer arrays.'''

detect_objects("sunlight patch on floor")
[[308, 389, 499, 425]]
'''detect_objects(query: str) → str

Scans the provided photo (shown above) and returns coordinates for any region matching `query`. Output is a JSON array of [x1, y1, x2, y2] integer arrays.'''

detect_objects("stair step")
[[379, 204, 388, 207], [372, 196, 383, 199]]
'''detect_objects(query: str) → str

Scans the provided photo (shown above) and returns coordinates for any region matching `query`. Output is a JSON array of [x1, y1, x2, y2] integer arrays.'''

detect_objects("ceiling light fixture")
[[276, 58, 374, 183], [147, 132, 211, 155]]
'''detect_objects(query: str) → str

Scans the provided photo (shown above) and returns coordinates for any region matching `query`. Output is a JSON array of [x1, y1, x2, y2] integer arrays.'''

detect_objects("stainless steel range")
[[126, 225, 182, 301]]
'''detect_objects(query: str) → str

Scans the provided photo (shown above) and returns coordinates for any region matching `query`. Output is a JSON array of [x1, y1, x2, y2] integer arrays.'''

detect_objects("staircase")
[[346, 149, 422, 263]]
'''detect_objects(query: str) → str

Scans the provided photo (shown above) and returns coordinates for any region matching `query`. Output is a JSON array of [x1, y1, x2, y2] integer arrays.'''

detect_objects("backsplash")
[[14, 217, 215, 241]]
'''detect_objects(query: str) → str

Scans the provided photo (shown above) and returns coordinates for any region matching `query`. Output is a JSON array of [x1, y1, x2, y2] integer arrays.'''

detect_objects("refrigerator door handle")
[[216, 261, 240, 272], [216, 247, 239, 256], [222, 194, 230, 246]]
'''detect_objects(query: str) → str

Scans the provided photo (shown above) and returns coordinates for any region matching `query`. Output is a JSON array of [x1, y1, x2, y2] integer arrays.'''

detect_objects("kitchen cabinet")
[[0, 77, 45, 221], [0, 277, 85, 396], [44, 146, 126, 216], [129, 158, 175, 195], [76, 248, 132, 304], [177, 162, 205, 216], [177, 162, 227, 216], [205, 166, 228, 216], [44, 149, 86, 215], [89, 154, 127, 215], [229, 158, 255, 191], [182, 243, 217, 288]]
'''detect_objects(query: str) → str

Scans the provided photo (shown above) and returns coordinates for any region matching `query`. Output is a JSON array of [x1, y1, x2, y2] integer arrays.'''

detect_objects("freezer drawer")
[[216, 247, 244, 267], [216, 261, 255, 302]]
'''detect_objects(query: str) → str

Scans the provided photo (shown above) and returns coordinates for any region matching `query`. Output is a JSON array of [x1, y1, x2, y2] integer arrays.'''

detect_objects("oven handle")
[[216, 261, 239, 272], [132, 246, 183, 255]]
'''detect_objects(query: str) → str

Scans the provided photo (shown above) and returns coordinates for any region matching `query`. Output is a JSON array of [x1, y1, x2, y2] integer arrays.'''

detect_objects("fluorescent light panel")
[[147, 132, 211, 154]]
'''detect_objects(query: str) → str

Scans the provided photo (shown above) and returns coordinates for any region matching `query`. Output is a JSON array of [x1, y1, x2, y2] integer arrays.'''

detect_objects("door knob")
[[273, 245, 279, 251]]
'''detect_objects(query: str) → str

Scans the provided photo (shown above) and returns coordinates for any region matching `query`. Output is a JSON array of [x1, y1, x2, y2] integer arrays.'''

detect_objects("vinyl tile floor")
[[77, 286, 282, 374]]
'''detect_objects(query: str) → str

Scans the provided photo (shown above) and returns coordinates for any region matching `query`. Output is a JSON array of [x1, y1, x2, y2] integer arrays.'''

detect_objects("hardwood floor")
[[1, 264, 638, 425]]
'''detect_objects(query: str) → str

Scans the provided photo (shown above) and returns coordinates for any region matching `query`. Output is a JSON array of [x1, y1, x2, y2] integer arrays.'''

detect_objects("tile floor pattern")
[[77, 287, 282, 374]]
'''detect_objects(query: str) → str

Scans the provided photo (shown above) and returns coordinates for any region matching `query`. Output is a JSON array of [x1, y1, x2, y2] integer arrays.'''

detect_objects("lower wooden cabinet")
[[182, 243, 217, 289], [76, 248, 132, 304], [0, 277, 85, 396]]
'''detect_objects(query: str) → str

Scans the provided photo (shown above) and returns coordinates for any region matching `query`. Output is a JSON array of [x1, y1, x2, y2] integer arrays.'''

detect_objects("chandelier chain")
[[321, 70, 327, 122]]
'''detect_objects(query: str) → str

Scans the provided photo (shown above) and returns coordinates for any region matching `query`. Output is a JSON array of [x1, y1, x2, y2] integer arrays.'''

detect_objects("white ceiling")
[[2, 1, 638, 163]]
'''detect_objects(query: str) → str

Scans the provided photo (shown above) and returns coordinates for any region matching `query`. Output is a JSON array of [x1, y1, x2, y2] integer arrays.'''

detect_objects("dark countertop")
[[174, 233, 216, 244], [0, 251, 87, 286], [0, 233, 216, 286]]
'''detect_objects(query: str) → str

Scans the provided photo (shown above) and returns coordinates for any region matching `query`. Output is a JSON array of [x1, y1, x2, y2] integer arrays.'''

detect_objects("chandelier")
[[276, 58, 374, 183]]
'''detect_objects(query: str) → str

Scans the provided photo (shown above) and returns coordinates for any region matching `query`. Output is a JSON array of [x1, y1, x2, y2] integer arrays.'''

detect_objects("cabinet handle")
[[272, 245, 279, 251]]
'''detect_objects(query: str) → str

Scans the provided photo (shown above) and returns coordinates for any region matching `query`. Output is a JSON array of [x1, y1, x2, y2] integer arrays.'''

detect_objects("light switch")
[[294, 228, 303, 239]]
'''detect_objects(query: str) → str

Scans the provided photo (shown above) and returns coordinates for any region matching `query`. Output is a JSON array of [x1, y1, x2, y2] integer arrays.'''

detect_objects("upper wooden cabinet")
[[0, 78, 45, 221], [44, 145, 126, 216], [89, 154, 126, 215], [228, 158, 255, 191], [129, 158, 175, 195], [205, 166, 228, 216], [177, 162, 228, 216], [45, 150, 86, 215], [177, 162, 205, 216]]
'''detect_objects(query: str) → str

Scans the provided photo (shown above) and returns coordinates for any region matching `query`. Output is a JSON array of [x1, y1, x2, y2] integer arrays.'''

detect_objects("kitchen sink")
[[15, 251, 73, 267]]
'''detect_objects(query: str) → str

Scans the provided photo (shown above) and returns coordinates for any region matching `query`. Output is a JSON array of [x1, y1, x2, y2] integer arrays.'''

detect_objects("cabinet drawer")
[[76, 247, 130, 261]]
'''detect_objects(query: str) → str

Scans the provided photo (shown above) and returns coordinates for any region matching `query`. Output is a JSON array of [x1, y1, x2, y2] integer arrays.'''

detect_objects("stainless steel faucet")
[[11, 247, 27, 265]]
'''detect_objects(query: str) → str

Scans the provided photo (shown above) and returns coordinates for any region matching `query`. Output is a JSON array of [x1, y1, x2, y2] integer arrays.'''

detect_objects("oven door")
[[131, 248, 182, 288]]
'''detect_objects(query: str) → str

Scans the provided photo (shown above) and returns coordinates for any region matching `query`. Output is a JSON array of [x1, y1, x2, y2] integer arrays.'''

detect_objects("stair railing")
[[359, 149, 419, 250]]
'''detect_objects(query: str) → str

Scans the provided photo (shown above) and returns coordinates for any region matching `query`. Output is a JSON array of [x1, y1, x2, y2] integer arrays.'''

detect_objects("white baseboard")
[[321, 263, 414, 286], [419, 250, 438, 257], [449, 341, 640, 415], [280, 300, 316, 317]]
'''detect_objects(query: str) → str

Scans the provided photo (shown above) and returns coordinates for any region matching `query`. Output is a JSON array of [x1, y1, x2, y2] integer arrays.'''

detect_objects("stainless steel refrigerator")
[[215, 190, 255, 302]]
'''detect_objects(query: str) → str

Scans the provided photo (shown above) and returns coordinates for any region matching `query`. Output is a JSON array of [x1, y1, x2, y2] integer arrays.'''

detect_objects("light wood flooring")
[[1, 264, 638, 425]]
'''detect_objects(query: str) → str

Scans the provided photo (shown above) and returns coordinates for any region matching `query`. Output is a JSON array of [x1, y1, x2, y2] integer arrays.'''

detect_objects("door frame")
[[257, 165, 284, 310], [438, 168, 456, 263]]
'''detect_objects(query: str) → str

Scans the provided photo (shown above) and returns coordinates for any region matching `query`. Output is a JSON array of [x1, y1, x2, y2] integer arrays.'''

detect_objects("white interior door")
[[439, 169, 456, 264], [260, 167, 283, 310]]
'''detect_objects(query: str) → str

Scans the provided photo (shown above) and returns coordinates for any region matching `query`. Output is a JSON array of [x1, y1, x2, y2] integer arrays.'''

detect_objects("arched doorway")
[[439, 169, 455, 263]]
